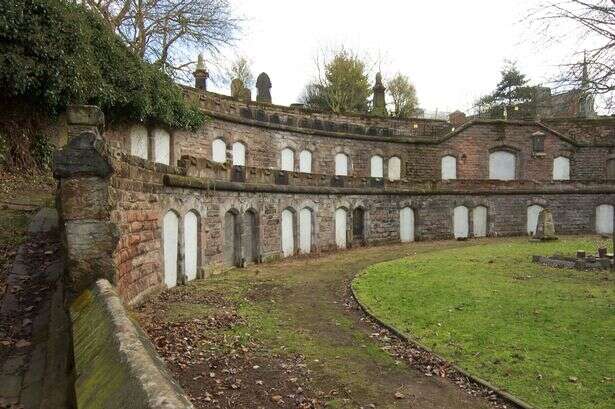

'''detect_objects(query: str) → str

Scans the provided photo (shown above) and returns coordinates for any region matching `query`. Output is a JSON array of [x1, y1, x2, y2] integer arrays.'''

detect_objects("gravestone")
[[256, 72, 272, 104], [531, 209, 558, 241], [231, 79, 244, 99]]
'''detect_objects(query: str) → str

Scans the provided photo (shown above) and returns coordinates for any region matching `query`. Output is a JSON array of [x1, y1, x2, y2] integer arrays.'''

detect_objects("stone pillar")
[[449, 110, 467, 127], [193, 54, 209, 91], [54, 106, 118, 298], [256, 72, 272, 104], [371, 72, 387, 117]]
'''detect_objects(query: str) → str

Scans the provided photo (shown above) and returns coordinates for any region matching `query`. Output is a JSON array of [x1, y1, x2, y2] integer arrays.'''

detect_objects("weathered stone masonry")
[[55, 96, 615, 304]]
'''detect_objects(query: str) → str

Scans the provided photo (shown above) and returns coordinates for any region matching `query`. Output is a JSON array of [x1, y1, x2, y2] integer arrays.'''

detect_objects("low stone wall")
[[70, 279, 193, 409]]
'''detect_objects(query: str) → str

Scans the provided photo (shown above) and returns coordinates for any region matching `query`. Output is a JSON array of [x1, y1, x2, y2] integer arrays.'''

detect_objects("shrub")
[[0, 0, 205, 168]]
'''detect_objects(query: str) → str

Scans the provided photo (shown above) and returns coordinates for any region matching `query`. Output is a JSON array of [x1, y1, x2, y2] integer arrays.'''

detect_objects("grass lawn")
[[352, 237, 615, 409]]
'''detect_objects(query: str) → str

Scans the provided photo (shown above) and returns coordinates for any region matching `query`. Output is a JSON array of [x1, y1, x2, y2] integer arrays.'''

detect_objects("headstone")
[[256, 72, 272, 104], [531, 209, 558, 241], [577, 250, 586, 259]]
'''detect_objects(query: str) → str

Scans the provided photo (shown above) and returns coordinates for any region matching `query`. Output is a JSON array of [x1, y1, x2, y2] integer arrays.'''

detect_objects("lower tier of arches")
[[112, 189, 615, 302]]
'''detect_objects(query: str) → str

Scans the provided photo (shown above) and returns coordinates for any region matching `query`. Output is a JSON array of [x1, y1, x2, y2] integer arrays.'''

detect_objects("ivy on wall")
[[0, 0, 205, 131]]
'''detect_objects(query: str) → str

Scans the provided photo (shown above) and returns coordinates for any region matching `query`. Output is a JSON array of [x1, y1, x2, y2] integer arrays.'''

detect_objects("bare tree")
[[80, 0, 240, 79], [529, 0, 615, 111], [225, 56, 254, 87]]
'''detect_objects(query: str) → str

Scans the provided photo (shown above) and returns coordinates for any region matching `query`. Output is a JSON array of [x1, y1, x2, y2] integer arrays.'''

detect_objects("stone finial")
[[372, 72, 387, 117], [193, 53, 209, 91], [256, 72, 272, 104], [231, 78, 244, 99], [531, 209, 558, 242]]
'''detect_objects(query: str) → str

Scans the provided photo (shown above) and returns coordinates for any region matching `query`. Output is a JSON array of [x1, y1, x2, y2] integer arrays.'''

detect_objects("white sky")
[[206, 0, 585, 114]]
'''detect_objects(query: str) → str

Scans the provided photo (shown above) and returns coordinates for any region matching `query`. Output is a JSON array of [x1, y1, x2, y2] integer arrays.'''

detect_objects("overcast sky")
[[206, 0, 583, 114]]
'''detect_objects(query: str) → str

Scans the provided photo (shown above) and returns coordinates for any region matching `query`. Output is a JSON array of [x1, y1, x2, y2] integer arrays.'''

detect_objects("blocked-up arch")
[[370, 155, 383, 178], [153, 128, 171, 165], [400, 207, 415, 242], [596, 204, 614, 235], [299, 150, 312, 173], [335, 207, 348, 248], [553, 156, 570, 180], [163, 210, 179, 287], [441, 155, 457, 180], [281, 148, 294, 171], [224, 209, 240, 267], [130, 125, 148, 160], [489, 151, 516, 180], [472, 206, 488, 237], [281, 208, 295, 257], [453, 206, 469, 239], [527, 204, 544, 235], [388, 157, 401, 181], [243, 209, 259, 263], [183, 210, 199, 282], [232, 142, 246, 166], [335, 153, 349, 176], [212, 139, 226, 163], [299, 207, 313, 254]]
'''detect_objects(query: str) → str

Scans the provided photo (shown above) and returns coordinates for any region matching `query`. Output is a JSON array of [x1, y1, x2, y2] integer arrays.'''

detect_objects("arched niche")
[[527, 204, 544, 235], [130, 125, 148, 160], [596, 204, 614, 235], [299, 150, 312, 173], [335, 153, 349, 176], [370, 155, 383, 178], [153, 128, 171, 165], [281, 148, 294, 171], [489, 151, 516, 180], [212, 139, 227, 163], [243, 209, 259, 264], [335, 208, 348, 248], [183, 211, 199, 282], [232, 142, 246, 166], [400, 207, 415, 242], [224, 210, 240, 267], [299, 207, 313, 254], [163, 210, 179, 287], [281, 208, 295, 257], [453, 206, 469, 239], [388, 157, 401, 181], [472, 206, 487, 237], [441, 155, 457, 180], [553, 156, 570, 180]]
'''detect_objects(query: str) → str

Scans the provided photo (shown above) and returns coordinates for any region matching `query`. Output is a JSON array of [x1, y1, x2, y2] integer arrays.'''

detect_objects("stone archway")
[[281, 208, 295, 257], [400, 207, 415, 242], [183, 210, 199, 282], [335, 208, 348, 249], [299, 207, 313, 254]]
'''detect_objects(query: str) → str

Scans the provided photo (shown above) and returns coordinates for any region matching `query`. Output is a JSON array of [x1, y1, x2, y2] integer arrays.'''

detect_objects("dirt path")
[[137, 239, 514, 409], [0, 209, 71, 409]]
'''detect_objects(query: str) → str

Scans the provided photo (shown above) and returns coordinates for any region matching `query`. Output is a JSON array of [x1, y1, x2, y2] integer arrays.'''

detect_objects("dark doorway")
[[352, 207, 365, 242], [243, 210, 259, 264], [224, 210, 240, 267]]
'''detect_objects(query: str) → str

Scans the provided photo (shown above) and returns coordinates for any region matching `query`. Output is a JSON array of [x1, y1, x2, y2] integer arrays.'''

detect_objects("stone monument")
[[531, 209, 558, 241], [256, 72, 272, 104]]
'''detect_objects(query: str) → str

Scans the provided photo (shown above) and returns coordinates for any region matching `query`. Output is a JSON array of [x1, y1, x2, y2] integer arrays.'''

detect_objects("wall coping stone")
[[71, 279, 193, 409]]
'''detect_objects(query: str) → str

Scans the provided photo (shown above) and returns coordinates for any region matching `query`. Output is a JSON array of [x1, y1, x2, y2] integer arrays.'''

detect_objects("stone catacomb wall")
[[55, 92, 615, 304]]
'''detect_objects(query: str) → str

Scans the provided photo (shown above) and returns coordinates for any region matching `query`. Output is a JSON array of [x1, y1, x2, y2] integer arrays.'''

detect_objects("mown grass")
[[352, 237, 615, 409]]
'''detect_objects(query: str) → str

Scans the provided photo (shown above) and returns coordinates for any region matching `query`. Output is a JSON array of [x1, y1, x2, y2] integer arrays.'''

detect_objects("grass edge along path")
[[351, 237, 615, 409]]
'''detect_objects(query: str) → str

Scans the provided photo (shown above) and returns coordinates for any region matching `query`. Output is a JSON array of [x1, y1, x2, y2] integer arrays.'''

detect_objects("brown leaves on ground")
[[136, 288, 322, 408]]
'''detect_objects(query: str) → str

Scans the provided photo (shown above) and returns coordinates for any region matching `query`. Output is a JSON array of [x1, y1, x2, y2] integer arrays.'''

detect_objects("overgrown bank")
[[0, 0, 205, 169]]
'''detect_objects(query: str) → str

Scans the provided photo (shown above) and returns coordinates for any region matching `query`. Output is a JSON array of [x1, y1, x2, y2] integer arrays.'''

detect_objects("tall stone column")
[[372, 72, 387, 117], [54, 105, 118, 298], [193, 54, 209, 91]]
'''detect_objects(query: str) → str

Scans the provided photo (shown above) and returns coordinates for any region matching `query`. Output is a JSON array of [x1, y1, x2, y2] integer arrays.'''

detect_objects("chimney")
[[449, 110, 467, 127]]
